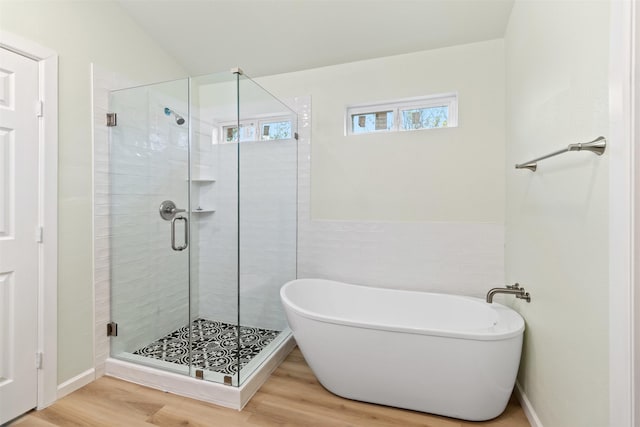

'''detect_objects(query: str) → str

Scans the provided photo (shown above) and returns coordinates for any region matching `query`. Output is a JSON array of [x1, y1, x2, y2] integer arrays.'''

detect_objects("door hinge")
[[107, 322, 118, 337], [294, 132, 299, 141], [36, 100, 44, 118], [36, 226, 44, 243], [106, 113, 117, 127], [36, 352, 43, 369]]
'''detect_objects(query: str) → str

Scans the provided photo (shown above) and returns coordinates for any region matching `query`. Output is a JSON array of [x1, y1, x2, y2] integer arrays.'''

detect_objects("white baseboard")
[[57, 368, 95, 400], [515, 382, 544, 427]]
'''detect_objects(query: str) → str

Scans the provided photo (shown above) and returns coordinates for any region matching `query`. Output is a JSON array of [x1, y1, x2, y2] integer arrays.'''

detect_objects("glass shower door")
[[109, 78, 193, 375]]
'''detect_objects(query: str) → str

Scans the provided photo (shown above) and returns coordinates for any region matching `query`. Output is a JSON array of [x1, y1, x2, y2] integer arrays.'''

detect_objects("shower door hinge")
[[294, 132, 299, 141], [195, 369, 204, 380], [106, 113, 117, 127], [36, 226, 44, 243], [35, 352, 43, 369], [107, 322, 118, 337]]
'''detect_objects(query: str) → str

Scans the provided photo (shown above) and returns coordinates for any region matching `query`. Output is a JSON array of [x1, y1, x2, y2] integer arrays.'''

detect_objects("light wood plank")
[[9, 416, 58, 427], [11, 348, 530, 427]]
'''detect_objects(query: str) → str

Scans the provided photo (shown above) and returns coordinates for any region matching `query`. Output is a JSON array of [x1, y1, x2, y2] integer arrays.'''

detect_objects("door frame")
[[609, 1, 637, 426], [0, 30, 58, 410]]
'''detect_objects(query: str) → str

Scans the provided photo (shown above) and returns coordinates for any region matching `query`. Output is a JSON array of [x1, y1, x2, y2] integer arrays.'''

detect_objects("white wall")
[[0, 0, 186, 384], [257, 39, 506, 223], [504, 1, 610, 426]]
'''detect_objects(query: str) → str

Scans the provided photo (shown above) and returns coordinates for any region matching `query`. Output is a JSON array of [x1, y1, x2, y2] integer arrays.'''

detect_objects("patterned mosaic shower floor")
[[133, 318, 280, 375]]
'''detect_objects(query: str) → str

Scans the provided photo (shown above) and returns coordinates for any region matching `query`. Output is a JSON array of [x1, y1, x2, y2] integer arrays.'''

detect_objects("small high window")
[[346, 93, 457, 136], [218, 116, 293, 143], [223, 124, 256, 143], [350, 111, 394, 134], [260, 120, 292, 140]]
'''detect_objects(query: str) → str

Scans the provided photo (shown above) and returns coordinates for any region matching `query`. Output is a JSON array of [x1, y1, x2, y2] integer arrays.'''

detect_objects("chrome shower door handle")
[[171, 215, 188, 251]]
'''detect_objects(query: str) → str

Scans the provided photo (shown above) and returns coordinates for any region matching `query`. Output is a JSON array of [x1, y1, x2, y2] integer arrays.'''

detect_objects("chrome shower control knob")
[[159, 200, 186, 221]]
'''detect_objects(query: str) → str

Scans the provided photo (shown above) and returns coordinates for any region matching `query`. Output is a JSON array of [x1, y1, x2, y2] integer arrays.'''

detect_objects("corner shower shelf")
[[189, 179, 216, 215]]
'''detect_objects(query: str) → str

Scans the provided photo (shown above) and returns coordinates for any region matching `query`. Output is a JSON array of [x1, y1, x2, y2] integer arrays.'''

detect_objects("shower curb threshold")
[[104, 335, 296, 410]]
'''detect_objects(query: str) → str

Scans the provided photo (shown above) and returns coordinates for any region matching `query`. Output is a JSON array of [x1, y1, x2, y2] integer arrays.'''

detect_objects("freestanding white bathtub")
[[280, 279, 525, 421]]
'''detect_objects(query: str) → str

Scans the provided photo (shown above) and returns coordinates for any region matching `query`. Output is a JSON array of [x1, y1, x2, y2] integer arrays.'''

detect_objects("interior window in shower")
[[259, 118, 292, 140], [223, 122, 256, 142], [219, 116, 293, 143]]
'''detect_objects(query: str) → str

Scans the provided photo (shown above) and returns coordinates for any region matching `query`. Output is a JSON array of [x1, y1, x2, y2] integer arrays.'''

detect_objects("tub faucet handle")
[[516, 292, 531, 303]]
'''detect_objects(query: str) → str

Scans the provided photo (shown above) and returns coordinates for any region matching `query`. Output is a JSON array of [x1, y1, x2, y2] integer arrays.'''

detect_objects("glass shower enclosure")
[[107, 69, 297, 388]]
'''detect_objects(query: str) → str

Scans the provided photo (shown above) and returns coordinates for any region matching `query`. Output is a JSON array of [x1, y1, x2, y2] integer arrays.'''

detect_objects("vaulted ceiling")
[[117, 0, 514, 77]]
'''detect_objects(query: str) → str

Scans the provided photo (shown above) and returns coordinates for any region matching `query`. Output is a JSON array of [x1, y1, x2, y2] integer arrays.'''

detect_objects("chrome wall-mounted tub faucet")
[[486, 283, 531, 303]]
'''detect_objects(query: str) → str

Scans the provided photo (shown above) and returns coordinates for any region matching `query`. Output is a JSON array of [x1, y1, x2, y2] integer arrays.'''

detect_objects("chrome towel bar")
[[515, 136, 606, 172]]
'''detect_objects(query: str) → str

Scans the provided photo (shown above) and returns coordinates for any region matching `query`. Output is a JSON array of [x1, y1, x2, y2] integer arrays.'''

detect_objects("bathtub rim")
[[280, 278, 525, 341]]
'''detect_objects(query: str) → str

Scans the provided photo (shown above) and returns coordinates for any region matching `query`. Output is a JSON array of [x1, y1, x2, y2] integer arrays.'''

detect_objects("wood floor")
[[11, 348, 530, 427]]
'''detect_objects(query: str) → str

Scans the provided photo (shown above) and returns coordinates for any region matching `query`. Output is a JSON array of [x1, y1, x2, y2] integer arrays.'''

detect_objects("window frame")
[[345, 92, 458, 136]]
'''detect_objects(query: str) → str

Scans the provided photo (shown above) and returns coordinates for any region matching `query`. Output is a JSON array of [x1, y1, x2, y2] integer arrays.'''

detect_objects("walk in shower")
[[104, 69, 298, 402]]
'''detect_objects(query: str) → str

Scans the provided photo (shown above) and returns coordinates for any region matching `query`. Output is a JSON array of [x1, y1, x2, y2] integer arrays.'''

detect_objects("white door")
[[0, 47, 40, 424]]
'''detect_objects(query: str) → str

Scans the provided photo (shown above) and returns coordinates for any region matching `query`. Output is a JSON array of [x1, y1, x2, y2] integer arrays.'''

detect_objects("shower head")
[[164, 107, 185, 125]]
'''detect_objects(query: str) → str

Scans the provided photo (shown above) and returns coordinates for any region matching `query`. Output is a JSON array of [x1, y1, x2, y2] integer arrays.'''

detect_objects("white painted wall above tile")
[[257, 39, 506, 224]]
